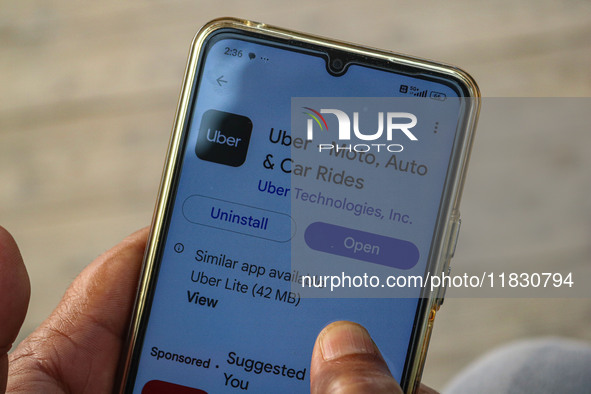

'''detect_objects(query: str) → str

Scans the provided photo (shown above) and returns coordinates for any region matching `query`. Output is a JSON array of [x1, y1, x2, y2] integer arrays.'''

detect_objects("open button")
[[304, 222, 420, 270]]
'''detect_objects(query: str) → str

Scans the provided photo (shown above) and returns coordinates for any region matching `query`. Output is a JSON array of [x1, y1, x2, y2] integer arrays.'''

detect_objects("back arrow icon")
[[216, 75, 228, 86]]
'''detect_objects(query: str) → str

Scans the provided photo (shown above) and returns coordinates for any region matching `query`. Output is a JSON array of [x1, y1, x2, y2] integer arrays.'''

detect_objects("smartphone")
[[117, 17, 480, 393]]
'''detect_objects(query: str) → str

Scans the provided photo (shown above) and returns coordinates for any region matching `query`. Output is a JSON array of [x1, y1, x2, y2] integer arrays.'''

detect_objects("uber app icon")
[[196, 109, 253, 167]]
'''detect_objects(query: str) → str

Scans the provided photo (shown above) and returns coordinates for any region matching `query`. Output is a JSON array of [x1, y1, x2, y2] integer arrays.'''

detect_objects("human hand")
[[1, 225, 149, 393], [0, 226, 438, 393], [310, 321, 439, 394]]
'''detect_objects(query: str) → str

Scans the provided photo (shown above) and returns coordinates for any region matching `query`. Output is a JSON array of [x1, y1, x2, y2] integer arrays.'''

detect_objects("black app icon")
[[195, 109, 253, 167]]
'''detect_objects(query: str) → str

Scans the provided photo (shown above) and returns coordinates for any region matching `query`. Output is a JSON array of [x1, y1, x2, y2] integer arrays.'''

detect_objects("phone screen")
[[128, 29, 468, 393]]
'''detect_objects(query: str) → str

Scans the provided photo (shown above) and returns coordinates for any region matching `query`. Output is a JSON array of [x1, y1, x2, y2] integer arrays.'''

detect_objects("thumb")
[[0, 226, 30, 393], [310, 321, 402, 394]]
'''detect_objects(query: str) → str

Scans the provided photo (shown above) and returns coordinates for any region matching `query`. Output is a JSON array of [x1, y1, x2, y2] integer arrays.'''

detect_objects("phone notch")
[[325, 48, 352, 76]]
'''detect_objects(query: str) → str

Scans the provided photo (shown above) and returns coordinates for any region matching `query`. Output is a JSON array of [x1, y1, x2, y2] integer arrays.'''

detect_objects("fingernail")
[[319, 321, 377, 361]]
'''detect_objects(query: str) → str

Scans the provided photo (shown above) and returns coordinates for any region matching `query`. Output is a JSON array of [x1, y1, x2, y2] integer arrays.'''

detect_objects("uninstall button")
[[304, 222, 420, 270], [182, 195, 295, 242]]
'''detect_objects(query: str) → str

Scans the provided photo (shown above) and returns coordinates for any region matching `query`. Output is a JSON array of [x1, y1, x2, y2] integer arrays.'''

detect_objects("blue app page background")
[[132, 36, 461, 393]]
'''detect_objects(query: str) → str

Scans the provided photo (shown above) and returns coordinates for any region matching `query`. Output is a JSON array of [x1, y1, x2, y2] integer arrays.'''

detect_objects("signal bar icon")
[[412, 90, 428, 97]]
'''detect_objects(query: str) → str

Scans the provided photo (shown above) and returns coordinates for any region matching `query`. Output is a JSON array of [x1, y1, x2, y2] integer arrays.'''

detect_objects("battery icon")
[[429, 91, 447, 101]]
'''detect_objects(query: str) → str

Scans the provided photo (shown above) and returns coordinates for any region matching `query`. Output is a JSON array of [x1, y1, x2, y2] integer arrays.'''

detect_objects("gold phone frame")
[[117, 17, 480, 393]]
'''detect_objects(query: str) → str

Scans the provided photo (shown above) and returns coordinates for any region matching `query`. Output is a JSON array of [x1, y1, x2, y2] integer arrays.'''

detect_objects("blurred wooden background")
[[1, 0, 590, 390]]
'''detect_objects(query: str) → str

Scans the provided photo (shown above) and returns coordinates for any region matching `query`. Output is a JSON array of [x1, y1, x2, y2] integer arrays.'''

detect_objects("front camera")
[[331, 58, 344, 72]]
